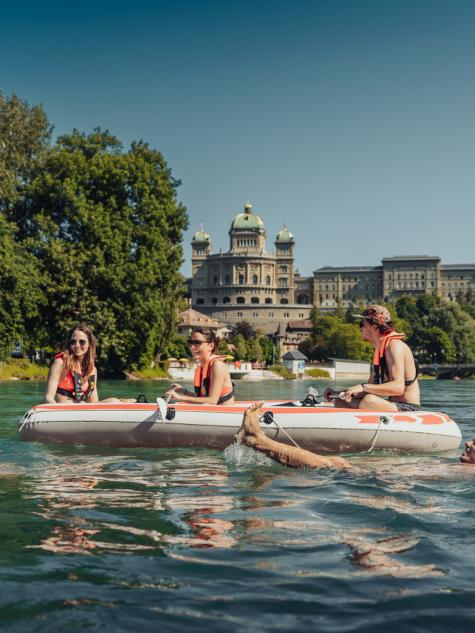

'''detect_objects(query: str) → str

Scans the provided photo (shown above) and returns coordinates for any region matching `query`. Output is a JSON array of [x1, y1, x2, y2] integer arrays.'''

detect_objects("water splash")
[[223, 442, 273, 467]]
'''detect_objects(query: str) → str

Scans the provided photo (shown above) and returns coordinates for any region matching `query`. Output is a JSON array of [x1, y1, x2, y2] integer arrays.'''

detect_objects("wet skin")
[[237, 404, 475, 470], [460, 439, 475, 464]]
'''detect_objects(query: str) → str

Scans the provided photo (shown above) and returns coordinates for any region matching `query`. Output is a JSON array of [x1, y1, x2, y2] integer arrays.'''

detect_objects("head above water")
[[353, 304, 394, 334]]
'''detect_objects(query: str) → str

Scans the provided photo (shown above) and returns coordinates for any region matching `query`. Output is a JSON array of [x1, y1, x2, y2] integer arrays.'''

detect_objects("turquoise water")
[[1, 379, 474, 632]]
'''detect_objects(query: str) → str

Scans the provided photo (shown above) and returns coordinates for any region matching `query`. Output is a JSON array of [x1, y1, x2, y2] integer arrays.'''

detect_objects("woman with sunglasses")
[[44, 324, 129, 404], [165, 327, 235, 405]]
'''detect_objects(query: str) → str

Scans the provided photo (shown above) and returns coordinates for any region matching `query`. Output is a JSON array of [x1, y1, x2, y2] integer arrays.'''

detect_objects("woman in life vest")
[[165, 327, 235, 405], [45, 324, 132, 404]]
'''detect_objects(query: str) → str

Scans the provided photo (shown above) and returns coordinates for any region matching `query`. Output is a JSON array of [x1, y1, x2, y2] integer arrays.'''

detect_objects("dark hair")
[[61, 324, 96, 378], [191, 327, 219, 353], [366, 318, 394, 335]]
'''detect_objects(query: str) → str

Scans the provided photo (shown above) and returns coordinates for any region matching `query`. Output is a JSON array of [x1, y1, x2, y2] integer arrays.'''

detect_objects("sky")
[[1, 0, 475, 277]]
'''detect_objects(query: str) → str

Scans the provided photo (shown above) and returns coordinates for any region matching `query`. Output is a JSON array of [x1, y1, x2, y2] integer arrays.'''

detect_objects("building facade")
[[314, 256, 475, 310], [190, 204, 475, 324], [191, 203, 312, 331]]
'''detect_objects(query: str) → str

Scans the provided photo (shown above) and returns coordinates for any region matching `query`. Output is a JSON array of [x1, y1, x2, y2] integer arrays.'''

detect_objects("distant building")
[[190, 203, 312, 331], [314, 255, 475, 311], [189, 205, 475, 329]]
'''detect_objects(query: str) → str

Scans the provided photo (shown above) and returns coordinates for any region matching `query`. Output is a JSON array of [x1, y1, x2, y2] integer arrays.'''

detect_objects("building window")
[[251, 297, 259, 304], [223, 296, 231, 304], [265, 275, 271, 286], [253, 312, 258, 317], [237, 312, 243, 317], [224, 274, 230, 285], [196, 298, 204, 305], [236, 296, 245, 304], [212, 297, 218, 304], [239, 274, 245, 285], [252, 274, 258, 285], [280, 298, 289, 304], [284, 312, 289, 317], [213, 274, 218, 285], [265, 298, 272, 304]]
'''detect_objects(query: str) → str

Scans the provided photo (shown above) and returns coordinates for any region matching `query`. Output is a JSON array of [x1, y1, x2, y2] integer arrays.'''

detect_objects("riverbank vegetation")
[[1, 91, 188, 376], [300, 293, 475, 364], [0, 359, 49, 380]]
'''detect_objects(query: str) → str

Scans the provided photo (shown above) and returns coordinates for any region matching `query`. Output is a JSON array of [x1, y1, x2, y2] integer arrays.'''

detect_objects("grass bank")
[[0, 359, 49, 380]]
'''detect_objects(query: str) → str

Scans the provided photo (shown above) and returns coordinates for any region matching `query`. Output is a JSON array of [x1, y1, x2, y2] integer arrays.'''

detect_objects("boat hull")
[[18, 401, 462, 453]]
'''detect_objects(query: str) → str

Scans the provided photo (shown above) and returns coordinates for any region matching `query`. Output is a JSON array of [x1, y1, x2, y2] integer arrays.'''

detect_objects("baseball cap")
[[352, 304, 392, 325]]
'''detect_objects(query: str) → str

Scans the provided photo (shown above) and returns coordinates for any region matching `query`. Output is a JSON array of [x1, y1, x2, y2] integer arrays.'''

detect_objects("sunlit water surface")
[[1, 379, 474, 632]]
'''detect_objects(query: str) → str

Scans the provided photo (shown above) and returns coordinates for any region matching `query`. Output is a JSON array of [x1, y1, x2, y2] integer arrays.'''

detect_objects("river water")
[[1, 379, 474, 632]]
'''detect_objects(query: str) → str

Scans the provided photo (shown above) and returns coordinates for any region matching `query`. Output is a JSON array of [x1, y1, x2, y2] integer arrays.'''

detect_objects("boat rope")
[[260, 411, 301, 449], [365, 415, 391, 453]]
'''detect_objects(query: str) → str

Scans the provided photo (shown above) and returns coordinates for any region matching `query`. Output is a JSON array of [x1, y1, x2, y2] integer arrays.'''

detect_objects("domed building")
[[191, 203, 313, 330]]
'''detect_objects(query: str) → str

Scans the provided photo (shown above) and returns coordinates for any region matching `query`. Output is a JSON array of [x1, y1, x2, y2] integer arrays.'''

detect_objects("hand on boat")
[[165, 388, 182, 402], [460, 439, 475, 464], [342, 384, 365, 402]]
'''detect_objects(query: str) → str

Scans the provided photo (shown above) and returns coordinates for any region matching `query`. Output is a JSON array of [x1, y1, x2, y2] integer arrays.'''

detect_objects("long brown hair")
[[60, 324, 96, 379]]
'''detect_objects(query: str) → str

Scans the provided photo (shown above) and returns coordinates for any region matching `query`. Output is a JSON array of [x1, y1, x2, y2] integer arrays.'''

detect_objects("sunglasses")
[[70, 339, 88, 347], [359, 320, 366, 328], [188, 338, 206, 346]]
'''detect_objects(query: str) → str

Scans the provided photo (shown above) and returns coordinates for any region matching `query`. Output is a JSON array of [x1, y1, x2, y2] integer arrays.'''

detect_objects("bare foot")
[[234, 401, 264, 446], [460, 439, 475, 464]]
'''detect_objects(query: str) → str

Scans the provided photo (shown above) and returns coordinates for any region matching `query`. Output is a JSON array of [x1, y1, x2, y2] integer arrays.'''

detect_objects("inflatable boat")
[[18, 400, 462, 453]]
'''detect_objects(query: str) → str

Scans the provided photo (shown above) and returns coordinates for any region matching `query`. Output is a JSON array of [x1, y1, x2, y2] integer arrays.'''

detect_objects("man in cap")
[[324, 304, 421, 412]]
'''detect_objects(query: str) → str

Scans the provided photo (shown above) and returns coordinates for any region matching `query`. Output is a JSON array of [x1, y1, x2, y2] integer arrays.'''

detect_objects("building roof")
[[275, 226, 294, 242], [314, 266, 380, 273], [382, 255, 441, 262], [230, 202, 265, 232], [282, 350, 308, 361], [178, 308, 224, 329], [286, 319, 313, 330], [192, 225, 211, 243]]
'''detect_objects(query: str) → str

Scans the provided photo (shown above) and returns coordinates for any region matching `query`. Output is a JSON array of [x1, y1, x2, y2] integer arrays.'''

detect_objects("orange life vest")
[[373, 331, 418, 385], [194, 354, 234, 404], [55, 352, 96, 402]]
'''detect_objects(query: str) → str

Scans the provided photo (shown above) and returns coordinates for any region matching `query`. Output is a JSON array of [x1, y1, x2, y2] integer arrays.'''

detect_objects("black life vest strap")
[[57, 373, 95, 402]]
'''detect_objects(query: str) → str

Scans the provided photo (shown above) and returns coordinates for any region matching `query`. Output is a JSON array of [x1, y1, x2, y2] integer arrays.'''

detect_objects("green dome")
[[192, 225, 210, 242], [230, 203, 265, 232], [276, 227, 294, 242]]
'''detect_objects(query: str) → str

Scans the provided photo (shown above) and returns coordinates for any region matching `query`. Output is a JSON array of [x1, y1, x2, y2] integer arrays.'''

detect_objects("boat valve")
[[260, 411, 274, 425], [379, 415, 391, 425], [166, 408, 176, 421]]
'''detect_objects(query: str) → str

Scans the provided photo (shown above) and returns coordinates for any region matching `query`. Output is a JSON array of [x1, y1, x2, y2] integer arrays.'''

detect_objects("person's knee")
[[359, 394, 383, 409]]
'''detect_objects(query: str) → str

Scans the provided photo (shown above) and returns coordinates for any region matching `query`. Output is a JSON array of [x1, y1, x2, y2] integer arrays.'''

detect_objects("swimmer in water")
[[235, 402, 475, 469]]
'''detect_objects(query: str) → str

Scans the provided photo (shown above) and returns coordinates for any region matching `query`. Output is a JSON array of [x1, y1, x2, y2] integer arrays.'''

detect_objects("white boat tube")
[[18, 401, 462, 453]]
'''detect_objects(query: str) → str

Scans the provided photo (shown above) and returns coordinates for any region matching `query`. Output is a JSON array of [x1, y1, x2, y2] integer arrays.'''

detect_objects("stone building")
[[191, 203, 312, 330], [190, 204, 475, 324], [313, 255, 475, 311]]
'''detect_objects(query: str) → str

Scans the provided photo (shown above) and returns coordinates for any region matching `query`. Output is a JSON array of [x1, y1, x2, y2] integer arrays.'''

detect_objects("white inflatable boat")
[[18, 400, 462, 453]]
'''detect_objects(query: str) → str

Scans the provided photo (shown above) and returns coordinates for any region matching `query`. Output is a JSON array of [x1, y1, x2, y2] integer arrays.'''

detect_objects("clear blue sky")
[[2, 0, 474, 277]]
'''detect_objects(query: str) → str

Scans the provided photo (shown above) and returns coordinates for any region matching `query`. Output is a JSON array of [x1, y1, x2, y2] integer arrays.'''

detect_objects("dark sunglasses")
[[188, 338, 205, 346], [70, 339, 88, 347]]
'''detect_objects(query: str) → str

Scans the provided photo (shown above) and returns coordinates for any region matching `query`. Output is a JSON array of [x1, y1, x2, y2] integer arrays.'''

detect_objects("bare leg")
[[331, 395, 399, 412], [235, 402, 351, 470]]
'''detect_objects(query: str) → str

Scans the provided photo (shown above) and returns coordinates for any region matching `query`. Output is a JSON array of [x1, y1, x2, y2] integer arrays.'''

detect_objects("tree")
[[0, 91, 51, 212], [234, 334, 248, 361], [12, 129, 188, 374], [0, 215, 45, 359]]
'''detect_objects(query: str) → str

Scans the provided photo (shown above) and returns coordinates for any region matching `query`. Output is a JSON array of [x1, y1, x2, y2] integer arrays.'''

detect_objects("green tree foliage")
[[234, 334, 248, 361], [0, 92, 51, 210], [10, 129, 188, 374], [0, 216, 45, 359], [259, 335, 275, 364]]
